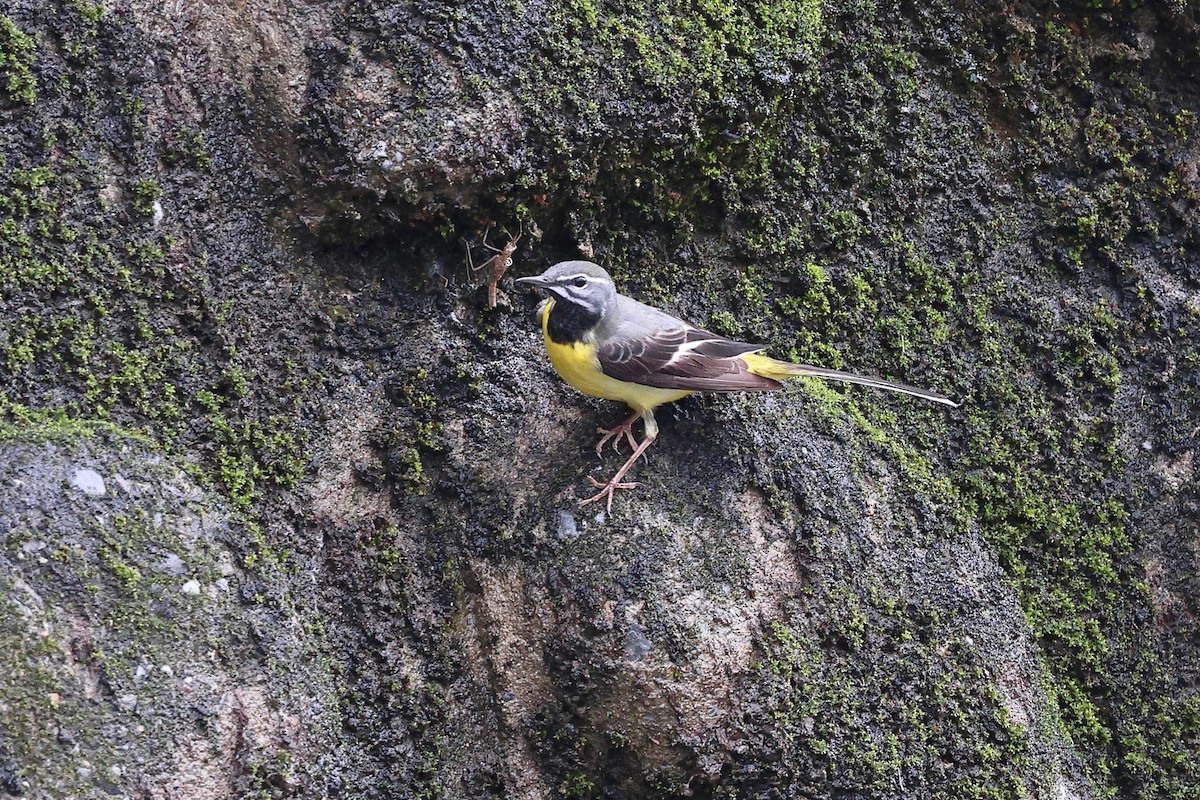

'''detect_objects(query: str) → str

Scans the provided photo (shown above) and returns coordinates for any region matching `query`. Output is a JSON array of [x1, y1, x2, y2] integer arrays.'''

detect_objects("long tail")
[[741, 352, 960, 408]]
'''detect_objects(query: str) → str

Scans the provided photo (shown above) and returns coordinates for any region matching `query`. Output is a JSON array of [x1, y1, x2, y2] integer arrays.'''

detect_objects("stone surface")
[[0, 0, 1198, 797]]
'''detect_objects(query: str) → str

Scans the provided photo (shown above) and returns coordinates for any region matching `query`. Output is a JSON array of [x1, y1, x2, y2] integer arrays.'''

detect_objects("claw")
[[579, 432, 656, 512], [586, 476, 639, 488], [580, 477, 641, 512], [594, 412, 641, 455]]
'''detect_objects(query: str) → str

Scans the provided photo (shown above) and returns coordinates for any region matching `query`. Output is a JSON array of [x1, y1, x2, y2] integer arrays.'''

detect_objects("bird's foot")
[[594, 412, 640, 454], [582, 428, 655, 512], [581, 475, 641, 512]]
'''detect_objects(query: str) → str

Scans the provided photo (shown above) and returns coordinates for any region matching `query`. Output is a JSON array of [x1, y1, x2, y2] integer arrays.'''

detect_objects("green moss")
[[707, 308, 738, 336], [0, 64, 310, 529], [712, 8, 1196, 795], [490, 0, 824, 239], [371, 367, 446, 497], [68, 0, 105, 25], [166, 127, 211, 168], [561, 773, 596, 798], [130, 177, 160, 215], [100, 540, 143, 596], [399, 446, 427, 494], [943, 181, 1189, 798], [363, 524, 404, 572], [754, 604, 1033, 797], [0, 15, 36, 105], [0, 410, 151, 445]]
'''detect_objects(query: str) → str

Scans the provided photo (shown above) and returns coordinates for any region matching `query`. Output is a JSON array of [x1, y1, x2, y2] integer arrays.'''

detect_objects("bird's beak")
[[514, 275, 552, 290]]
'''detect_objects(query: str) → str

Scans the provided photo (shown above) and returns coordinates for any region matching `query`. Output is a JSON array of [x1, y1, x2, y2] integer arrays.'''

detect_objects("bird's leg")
[[580, 433, 657, 512], [594, 411, 641, 454]]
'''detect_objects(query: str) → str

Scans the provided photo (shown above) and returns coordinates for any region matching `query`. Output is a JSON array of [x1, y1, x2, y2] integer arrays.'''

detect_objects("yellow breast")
[[539, 300, 692, 415]]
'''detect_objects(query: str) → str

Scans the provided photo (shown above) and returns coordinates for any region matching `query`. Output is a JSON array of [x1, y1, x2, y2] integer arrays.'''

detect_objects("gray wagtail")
[[516, 261, 960, 510]]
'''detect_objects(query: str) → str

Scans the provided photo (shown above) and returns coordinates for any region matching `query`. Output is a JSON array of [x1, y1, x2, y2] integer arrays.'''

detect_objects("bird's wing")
[[598, 302, 782, 392]]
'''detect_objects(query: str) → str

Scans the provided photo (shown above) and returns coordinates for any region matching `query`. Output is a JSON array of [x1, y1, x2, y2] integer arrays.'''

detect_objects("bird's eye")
[[572, 276, 589, 288]]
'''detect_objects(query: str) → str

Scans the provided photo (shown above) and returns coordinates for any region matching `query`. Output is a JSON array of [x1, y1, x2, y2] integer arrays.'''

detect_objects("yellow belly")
[[539, 301, 692, 416]]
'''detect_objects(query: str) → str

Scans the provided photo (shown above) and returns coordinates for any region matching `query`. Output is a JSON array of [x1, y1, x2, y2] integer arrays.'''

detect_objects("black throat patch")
[[546, 298, 602, 345]]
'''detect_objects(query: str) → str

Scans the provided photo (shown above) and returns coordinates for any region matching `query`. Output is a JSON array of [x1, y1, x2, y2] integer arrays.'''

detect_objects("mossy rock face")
[[0, 0, 1199, 797], [0, 425, 342, 798]]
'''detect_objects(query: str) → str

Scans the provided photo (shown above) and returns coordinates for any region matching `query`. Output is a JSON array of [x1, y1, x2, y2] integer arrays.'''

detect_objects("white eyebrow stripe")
[[561, 273, 613, 284]]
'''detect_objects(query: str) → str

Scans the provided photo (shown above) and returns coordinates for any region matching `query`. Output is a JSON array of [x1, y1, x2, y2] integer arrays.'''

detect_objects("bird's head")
[[515, 261, 618, 317]]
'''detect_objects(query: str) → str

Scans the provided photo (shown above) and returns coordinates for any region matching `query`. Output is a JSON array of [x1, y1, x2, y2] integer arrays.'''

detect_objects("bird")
[[515, 260, 960, 511]]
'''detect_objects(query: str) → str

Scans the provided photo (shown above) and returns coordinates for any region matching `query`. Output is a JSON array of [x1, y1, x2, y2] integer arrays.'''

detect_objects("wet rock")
[[0, 0, 1197, 797]]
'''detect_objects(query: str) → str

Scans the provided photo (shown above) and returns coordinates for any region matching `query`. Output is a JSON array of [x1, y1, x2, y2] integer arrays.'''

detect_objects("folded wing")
[[598, 316, 782, 392]]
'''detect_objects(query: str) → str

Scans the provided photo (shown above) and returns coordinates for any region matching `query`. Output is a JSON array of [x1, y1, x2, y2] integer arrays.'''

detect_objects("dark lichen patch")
[[303, 513, 492, 798]]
